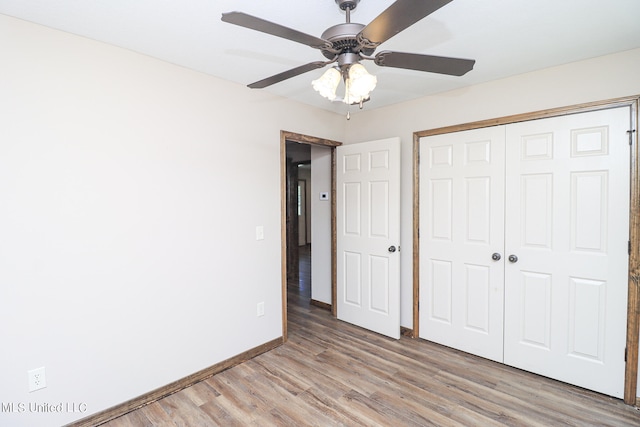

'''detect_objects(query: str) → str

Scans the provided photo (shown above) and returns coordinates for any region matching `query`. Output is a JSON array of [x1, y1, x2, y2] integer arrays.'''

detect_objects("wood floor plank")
[[205, 368, 272, 424], [103, 409, 153, 427], [135, 402, 174, 427], [180, 380, 220, 406], [157, 392, 217, 427], [253, 346, 352, 402], [432, 370, 560, 427], [495, 372, 640, 426], [367, 388, 469, 427], [197, 400, 242, 427], [337, 389, 413, 426], [295, 387, 369, 427], [241, 368, 335, 426], [379, 369, 516, 427]]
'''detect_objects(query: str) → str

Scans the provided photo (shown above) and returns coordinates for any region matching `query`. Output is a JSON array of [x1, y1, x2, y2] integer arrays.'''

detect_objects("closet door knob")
[[508, 254, 518, 263], [492, 253, 501, 261], [388, 246, 397, 253]]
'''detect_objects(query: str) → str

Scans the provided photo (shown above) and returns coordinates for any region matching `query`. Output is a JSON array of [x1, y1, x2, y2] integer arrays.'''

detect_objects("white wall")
[[310, 145, 333, 304], [345, 48, 640, 328], [0, 15, 345, 427]]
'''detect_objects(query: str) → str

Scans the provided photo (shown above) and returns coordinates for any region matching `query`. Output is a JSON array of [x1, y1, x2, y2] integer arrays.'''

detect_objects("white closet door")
[[419, 126, 506, 362], [503, 107, 630, 398]]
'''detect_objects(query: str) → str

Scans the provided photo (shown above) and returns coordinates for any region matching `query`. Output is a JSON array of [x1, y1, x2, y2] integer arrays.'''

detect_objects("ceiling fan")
[[221, 0, 475, 106]]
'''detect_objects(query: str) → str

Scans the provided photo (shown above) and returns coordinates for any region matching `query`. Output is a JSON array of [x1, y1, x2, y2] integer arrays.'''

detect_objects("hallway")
[[288, 244, 311, 309]]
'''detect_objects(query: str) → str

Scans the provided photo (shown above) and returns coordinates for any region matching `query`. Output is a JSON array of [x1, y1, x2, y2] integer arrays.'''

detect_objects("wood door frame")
[[281, 131, 342, 341], [413, 95, 640, 405]]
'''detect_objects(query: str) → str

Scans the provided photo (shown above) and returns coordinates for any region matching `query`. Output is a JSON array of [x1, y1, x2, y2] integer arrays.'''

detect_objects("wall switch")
[[319, 192, 329, 200], [255, 226, 264, 240], [257, 302, 265, 317], [28, 367, 47, 392]]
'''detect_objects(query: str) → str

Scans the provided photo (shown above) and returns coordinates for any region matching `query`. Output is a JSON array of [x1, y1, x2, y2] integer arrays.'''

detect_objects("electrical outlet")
[[28, 367, 47, 392], [257, 302, 265, 317]]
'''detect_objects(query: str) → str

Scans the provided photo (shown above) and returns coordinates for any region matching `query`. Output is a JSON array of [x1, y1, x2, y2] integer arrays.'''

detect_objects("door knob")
[[388, 246, 396, 253], [492, 253, 501, 261], [508, 254, 518, 263]]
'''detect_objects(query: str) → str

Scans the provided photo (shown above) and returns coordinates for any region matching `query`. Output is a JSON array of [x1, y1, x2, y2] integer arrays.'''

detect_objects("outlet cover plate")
[[28, 367, 47, 392]]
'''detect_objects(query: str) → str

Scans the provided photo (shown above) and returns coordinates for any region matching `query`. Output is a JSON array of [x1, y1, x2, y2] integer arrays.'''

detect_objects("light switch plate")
[[257, 302, 265, 317], [255, 226, 264, 240], [319, 192, 329, 200]]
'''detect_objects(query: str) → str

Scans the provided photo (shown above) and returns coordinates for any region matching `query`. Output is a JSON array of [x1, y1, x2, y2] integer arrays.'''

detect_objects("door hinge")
[[625, 346, 627, 362], [629, 240, 632, 255], [627, 129, 636, 146]]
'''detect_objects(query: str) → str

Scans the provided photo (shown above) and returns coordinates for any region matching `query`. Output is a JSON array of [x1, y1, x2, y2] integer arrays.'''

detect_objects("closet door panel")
[[503, 107, 630, 398], [420, 126, 506, 363]]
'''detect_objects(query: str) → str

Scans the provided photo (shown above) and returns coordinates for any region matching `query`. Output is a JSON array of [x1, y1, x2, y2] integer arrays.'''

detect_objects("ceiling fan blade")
[[222, 12, 330, 50], [248, 61, 329, 89], [374, 51, 475, 76], [358, 0, 453, 46]]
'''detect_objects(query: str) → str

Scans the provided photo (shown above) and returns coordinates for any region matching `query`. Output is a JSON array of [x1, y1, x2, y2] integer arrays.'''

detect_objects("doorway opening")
[[285, 142, 311, 303], [280, 131, 341, 341]]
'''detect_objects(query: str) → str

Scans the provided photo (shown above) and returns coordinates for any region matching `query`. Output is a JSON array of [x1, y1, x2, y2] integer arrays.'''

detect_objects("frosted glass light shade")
[[345, 63, 377, 104], [312, 68, 341, 101]]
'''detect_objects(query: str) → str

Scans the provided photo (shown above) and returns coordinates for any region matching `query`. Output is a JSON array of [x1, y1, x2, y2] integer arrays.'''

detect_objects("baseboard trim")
[[310, 299, 332, 311], [65, 337, 283, 427]]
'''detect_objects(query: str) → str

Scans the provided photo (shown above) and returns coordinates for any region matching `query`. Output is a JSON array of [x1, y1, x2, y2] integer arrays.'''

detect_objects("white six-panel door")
[[419, 107, 630, 397], [419, 126, 506, 362], [503, 108, 630, 398], [337, 138, 401, 339]]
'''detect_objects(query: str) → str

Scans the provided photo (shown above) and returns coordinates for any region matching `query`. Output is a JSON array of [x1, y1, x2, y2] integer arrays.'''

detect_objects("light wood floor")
[[104, 245, 640, 426]]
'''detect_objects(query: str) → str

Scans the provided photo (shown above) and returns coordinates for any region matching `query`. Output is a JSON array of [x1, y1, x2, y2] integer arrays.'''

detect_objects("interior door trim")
[[280, 131, 342, 341], [413, 94, 640, 405]]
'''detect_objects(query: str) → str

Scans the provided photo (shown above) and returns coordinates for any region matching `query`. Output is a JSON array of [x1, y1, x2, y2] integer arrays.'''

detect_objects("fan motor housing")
[[321, 23, 374, 59]]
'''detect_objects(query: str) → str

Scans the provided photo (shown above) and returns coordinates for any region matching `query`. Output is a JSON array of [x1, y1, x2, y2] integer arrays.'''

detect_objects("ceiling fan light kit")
[[221, 0, 475, 116], [312, 63, 377, 106]]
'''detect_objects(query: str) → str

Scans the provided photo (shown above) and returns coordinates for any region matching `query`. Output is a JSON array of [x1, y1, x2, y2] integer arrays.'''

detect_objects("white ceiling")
[[2, 0, 640, 115]]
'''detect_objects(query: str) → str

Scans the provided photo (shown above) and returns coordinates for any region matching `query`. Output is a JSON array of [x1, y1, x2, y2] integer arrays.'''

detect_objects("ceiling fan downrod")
[[336, 0, 360, 23]]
